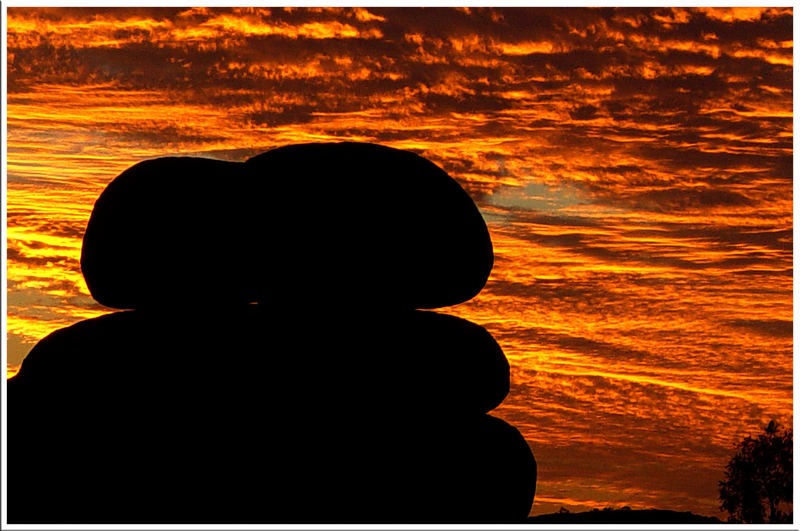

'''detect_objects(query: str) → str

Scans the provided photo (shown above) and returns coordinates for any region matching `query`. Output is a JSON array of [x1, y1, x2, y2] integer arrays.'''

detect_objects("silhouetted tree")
[[719, 421, 792, 523]]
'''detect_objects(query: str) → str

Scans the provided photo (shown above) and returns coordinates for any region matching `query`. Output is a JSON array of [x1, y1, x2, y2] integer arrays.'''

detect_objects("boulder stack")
[[9, 143, 536, 523]]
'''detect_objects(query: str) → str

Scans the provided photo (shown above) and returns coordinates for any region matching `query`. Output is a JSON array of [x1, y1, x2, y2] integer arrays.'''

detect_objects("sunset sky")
[[5, 6, 793, 518]]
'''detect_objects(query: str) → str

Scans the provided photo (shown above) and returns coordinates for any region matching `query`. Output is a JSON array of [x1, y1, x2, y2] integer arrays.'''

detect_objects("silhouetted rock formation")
[[9, 142, 535, 523], [82, 143, 493, 310]]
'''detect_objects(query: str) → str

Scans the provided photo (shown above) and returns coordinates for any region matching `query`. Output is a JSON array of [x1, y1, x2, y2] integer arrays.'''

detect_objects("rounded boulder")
[[245, 142, 493, 309], [80, 157, 254, 309]]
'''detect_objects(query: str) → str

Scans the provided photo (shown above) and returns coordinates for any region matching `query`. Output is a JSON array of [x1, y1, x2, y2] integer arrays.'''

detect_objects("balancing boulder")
[[245, 142, 493, 309], [80, 157, 252, 309]]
